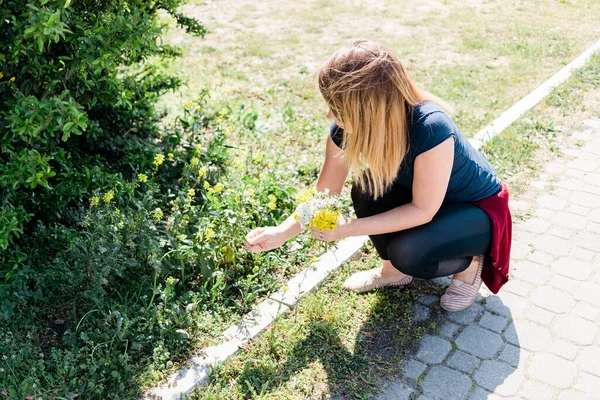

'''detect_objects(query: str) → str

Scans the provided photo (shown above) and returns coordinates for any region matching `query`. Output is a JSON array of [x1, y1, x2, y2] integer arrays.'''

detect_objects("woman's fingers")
[[246, 228, 264, 240], [246, 232, 267, 245], [250, 243, 263, 253], [244, 228, 269, 253], [244, 242, 263, 253]]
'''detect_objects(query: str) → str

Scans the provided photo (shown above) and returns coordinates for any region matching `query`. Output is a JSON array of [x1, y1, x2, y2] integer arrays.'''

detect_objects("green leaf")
[[63, 121, 74, 133]]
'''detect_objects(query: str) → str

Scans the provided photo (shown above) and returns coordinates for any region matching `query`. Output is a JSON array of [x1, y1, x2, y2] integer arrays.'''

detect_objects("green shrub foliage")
[[0, 94, 304, 397], [0, 2, 310, 396], [0, 0, 204, 273]]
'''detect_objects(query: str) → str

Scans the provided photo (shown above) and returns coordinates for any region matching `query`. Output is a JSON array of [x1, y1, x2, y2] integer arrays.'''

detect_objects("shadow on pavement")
[[377, 281, 521, 400]]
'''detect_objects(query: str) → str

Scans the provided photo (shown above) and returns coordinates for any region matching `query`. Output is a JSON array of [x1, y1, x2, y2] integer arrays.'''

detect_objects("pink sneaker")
[[440, 255, 484, 312]]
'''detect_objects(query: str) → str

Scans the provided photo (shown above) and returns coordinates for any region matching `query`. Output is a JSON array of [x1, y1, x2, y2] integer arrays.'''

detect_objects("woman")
[[244, 39, 512, 312]]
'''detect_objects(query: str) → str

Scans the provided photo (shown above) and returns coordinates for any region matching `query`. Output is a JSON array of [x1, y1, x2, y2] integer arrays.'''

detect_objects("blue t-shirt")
[[330, 101, 501, 202]]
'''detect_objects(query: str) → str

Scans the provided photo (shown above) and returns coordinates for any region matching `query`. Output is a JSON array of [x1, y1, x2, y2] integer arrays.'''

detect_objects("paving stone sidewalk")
[[376, 116, 600, 400]]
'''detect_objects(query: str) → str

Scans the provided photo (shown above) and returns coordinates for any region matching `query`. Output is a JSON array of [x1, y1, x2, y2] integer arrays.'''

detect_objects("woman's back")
[[330, 101, 501, 202]]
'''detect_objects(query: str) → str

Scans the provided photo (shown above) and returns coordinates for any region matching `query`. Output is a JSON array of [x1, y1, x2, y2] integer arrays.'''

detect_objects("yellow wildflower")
[[198, 167, 207, 177], [166, 276, 176, 285], [177, 234, 187, 242], [310, 208, 340, 231], [152, 208, 164, 220], [204, 228, 215, 240], [203, 181, 210, 190], [221, 246, 228, 253], [213, 183, 224, 193], [153, 154, 165, 167], [219, 108, 229, 117], [90, 196, 100, 207], [190, 157, 199, 168], [297, 187, 315, 203], [195, 144, 202, 154], [188, 188, 195, 197], [168, 153, 174, 161], [246, 188, 255, 197], [9, 77, 15, 82], [232, 159, 244, 169], [267, 194, 277, 210], [103, 190, 115, 204], [253, 153, 263, 164], [138, 173, 148, 183]]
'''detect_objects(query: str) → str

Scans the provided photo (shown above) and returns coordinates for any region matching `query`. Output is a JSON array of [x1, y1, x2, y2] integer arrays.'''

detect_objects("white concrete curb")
[[470, 38, 600, 150], [147, 236, 368, 399], [147, 37, 600, 399]]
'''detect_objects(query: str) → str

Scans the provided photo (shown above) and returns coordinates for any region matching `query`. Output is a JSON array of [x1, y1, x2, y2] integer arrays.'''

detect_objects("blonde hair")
[[318, 39, 449, 199]]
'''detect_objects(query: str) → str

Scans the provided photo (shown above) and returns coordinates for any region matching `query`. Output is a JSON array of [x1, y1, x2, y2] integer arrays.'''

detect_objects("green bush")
[[0, 0, 205, 295], [0, 97, 305, 398], [0, 0, 204, 255], [0, 1, 319, 397]]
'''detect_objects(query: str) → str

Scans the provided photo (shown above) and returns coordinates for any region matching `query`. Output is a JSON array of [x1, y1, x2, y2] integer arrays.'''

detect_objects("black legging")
[[351, 181, 492, 279]]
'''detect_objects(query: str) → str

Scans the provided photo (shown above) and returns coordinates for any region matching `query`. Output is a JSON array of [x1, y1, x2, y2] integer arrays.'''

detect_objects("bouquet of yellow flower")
[[293, 187, 342, 231]]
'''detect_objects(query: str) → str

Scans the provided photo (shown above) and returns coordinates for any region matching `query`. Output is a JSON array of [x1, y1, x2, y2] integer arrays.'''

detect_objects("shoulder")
[[410, 102, 456, 154], [410, 101, 455, 133]]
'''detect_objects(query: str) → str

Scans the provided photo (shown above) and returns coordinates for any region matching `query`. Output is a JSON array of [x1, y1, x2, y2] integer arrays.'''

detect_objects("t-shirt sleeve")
[[413, 111, 456, 156], [330, 122, 344, 148]]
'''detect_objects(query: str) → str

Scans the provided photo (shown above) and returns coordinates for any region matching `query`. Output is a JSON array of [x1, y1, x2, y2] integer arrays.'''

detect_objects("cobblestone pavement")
[[376, 117, 600, 400]]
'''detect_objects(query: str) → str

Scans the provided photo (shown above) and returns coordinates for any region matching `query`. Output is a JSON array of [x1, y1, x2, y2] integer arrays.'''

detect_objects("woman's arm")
[[340, 137, 454, 238], [316, 134, 349, 195], [245, 134, 348, 252]]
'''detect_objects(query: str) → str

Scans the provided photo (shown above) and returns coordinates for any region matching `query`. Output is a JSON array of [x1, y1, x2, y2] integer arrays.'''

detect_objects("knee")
[[387, 235, 422, 276], [388, 256, 413, 276]]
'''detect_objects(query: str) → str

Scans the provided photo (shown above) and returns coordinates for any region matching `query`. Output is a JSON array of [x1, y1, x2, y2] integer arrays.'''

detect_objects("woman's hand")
[[311, 215, 350, 243], [244, 226, 288, 253]]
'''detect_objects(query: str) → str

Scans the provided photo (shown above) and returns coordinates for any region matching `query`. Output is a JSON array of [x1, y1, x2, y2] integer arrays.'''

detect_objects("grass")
[[158, 0, 600, 171], [481, 115, 560, 194], [546, 52, 600, 114], [183, 30, 600, 400], [191, 247, 442, 399]]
